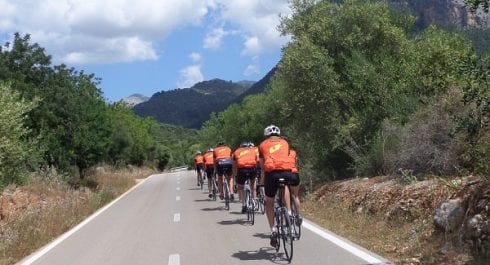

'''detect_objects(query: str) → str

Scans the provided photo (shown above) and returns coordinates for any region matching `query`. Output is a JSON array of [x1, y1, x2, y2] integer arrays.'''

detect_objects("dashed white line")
[[176, 196, 181, 201], [168, 254, 180, 265], [177, 181, 180, 185], [176, 187, 180, 191], [173, 213, 181, 222]]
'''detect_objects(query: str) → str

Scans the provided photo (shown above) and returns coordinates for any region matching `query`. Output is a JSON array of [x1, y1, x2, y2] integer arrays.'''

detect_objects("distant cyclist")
[[213, 141, 234, 201], [259, 125, 295, 248], [194, 151, 204, 186], [203, 148, 215, 198], [232, 141, 259, 213]]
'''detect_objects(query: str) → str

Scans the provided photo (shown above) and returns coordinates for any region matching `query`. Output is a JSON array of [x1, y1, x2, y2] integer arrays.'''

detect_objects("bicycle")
[[211, 173, 218, 201], [272, 178, 294, 262], [197, 168, 204, 189], [222, 175, 231, 211], [255, 176, 265, 215], [244, 179, 255, 225]]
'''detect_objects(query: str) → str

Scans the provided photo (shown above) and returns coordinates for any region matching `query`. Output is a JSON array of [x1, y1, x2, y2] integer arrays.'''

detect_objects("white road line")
[[177, 181, 180, 185], [176, 196, 181, 201], [303, 220, 385, 264], [176, 187, 181, 191], [173, 213, 181, 222], [168, 254, 180, 265], [19, 174, 159, 265]]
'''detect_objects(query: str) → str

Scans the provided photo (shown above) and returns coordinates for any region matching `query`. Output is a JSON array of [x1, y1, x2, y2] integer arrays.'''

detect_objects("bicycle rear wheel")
[[256, 186, 265, 214], [224, 179, 230, 211], [280, 209, 294, 262], [246, 189, 254, 225], [199, 173, 204, 190]]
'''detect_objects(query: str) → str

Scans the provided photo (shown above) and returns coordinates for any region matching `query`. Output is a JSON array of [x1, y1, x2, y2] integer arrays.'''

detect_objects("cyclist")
[[259, 125, 294, 248], [232, 141, 259, 214], [203, 148, 215, 198], [213, 141, 234, 201], [194, 151, 204, 186]]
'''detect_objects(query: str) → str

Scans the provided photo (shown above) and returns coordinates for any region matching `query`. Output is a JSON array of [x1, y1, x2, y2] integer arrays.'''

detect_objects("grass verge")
[[0, 166, 156, 265]]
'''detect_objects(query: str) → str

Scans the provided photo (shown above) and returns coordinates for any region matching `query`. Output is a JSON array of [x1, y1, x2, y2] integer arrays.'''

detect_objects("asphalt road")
[[19, 170, 391, 265]]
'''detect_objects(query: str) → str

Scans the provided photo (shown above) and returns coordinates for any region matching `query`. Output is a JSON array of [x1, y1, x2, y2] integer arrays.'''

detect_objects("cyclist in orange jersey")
[[213, 141, 234, 201], [259, 125, 295, 248], [232, 141, 259, 214], [203, 148, 215, 198], [194, 151, 204, 186]]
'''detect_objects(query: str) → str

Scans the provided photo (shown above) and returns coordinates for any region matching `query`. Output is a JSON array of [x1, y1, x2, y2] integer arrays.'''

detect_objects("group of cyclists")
[[193, 125, 302, 249]]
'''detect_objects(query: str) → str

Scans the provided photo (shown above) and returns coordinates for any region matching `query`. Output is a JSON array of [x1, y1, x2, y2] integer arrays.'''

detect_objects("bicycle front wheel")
[[291, 197, 301, 240]]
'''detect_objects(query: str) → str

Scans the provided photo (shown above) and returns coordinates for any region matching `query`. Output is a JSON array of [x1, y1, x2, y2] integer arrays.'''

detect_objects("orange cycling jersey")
[[259, 136, 294, 172], [203, 152, 214, 166], [194, 154, 204, 165], [213, 146, 232, 160], [232, 147, 258, 168], [289, 149, 298, 173]]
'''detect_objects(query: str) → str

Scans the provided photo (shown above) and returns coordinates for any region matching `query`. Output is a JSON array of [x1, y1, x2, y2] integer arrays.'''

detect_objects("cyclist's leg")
[[236, 169, 245, 203], [289, 173, 301, 211], [264, 171, 279, 231]]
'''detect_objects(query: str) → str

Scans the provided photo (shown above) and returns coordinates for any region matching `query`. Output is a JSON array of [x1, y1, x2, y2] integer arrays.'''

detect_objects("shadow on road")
[[217, 219, 247, 225], [252, 232, 271, 239], [201, 207, 222, 211], [231, 247, 289, 264], [194, 199, 212, 202]]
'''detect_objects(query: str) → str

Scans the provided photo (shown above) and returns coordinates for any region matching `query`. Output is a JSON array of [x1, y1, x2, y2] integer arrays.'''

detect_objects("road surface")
[[19, 170, 391, 265]]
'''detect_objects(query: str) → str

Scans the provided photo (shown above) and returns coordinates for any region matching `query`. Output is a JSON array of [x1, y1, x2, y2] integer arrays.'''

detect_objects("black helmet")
[[217, 140, 225, 146]]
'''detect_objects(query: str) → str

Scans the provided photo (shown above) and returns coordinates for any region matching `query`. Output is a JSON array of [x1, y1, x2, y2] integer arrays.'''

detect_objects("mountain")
[[122, 93, 149, 107], [233, 67, 277, 104], [389, 0, 489, 30], [133, 79, 257, 128]]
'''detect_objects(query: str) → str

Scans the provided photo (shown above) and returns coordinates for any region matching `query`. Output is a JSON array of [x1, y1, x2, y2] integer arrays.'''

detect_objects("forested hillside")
[[0, 34, 196, 188], [133, 79, 256, 128]]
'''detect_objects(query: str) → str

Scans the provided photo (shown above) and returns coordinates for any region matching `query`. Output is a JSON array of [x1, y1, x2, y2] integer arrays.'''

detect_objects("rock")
[[433, 199, 465, 232]]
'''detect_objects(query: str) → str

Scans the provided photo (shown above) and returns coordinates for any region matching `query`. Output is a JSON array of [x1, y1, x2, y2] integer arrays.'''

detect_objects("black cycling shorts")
[[235, 168, 257, 185], [205, 167, 215, 178], [196, 164, 204, 171], [264, 170, 293, 198], [216, 159, 233, 176], [290, 173, 300, 186]]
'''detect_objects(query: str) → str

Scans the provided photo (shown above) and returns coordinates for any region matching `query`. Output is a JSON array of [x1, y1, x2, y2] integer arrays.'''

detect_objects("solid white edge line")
[[18, 174, 159, 265], [302, 219, 385, 264], [168, 254, 180, 265]]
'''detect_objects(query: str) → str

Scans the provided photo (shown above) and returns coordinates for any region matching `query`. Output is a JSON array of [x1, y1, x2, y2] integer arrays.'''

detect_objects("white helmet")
[[207, 147, 214, 152], [264, 125, 280, 137]]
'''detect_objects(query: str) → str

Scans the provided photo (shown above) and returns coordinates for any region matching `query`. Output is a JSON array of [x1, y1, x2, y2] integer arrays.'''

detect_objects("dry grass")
[[0, 166, 156, 265]]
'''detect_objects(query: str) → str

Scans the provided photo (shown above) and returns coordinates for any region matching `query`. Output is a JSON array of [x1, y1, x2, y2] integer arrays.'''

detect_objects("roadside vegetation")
[[196, 0, 489, 263]]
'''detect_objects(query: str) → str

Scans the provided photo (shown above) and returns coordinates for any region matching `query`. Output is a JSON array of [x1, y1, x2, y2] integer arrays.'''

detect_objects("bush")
[[385, 89, 464, 176]]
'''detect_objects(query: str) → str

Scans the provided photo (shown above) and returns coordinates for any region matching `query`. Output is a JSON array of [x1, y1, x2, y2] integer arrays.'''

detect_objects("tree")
[[465, 0, 490, 12], [0, 83, 38, 187]]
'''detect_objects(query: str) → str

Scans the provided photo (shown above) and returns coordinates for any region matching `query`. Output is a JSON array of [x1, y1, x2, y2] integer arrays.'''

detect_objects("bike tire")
[[212, 178, 217, 201], [281, 209, 294, 262], [224, 180, 230, 211]]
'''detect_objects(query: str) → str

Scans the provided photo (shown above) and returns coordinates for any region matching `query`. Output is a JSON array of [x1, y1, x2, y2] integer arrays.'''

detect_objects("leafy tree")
[[465, 0, 490, 12], [0, 83, 38, 187]]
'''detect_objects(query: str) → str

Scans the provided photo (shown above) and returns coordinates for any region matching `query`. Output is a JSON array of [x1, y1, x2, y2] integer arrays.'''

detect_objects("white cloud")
[[0, 0, 213, 64], [244, 56, 260, 76], [178, 52, 204, 88], [203, 27, 227, 49], [189, 52, 202, 63], [0, 0, 291, 64], [216, 0, 291, 56]]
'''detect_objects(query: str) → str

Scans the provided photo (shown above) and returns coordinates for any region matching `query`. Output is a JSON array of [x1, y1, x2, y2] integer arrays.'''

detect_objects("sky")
[[0, 0, 292, 102]]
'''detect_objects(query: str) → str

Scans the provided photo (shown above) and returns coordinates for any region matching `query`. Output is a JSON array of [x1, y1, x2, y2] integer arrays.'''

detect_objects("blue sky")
[[0, 0, 291, 102]]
